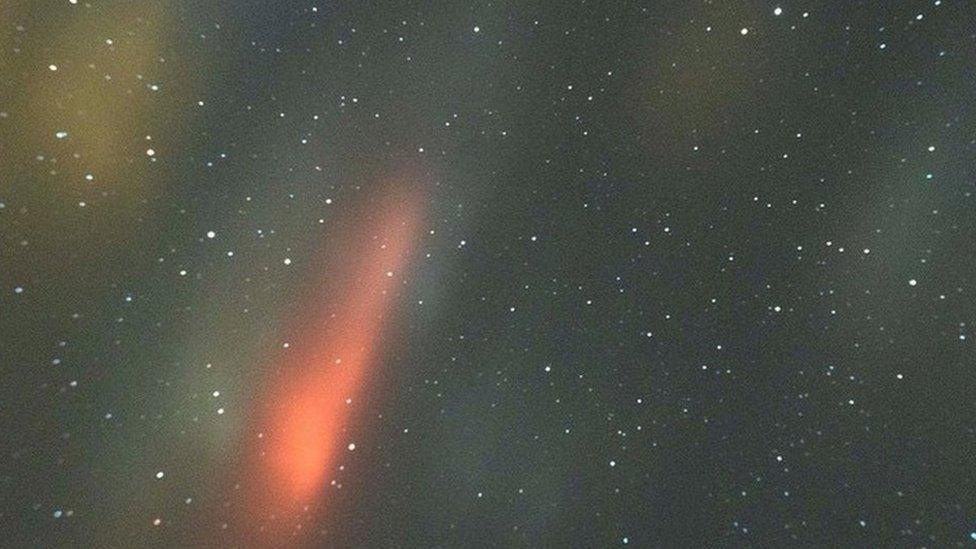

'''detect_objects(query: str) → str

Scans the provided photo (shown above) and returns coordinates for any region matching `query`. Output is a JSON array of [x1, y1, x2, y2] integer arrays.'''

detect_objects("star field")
[[1, 0, 975, 547]]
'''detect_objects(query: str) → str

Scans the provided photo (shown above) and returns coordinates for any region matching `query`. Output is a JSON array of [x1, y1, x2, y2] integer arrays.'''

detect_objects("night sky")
[[2, 0, 976, 547]]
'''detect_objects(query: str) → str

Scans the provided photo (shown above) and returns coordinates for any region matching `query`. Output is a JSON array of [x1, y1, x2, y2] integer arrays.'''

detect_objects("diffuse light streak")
[[232, 189, 423, 545]]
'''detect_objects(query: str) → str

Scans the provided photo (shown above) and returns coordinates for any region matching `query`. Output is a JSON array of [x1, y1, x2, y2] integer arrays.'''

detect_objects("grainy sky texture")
[[1, 0, 975, 547]]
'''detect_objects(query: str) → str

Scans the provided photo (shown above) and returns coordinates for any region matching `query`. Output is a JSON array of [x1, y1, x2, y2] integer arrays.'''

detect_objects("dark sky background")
[[2, 0, 976, 547]]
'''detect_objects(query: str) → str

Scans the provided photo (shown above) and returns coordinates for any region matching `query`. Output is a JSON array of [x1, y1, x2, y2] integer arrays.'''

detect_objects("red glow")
[[233, 187, 423, 543]]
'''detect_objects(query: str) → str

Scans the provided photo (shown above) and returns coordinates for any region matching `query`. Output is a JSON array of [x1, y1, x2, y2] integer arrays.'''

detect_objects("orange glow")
[[234, 187, 424, 543]]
